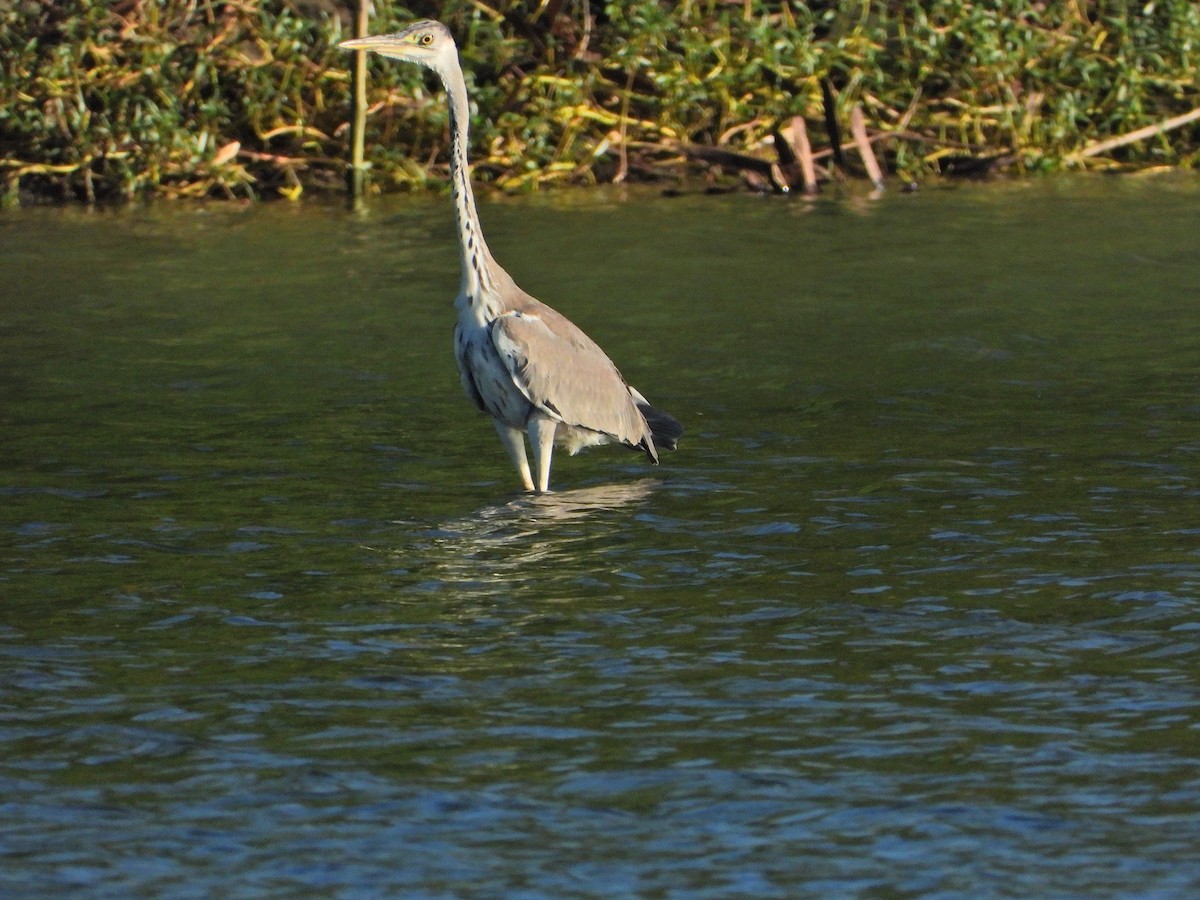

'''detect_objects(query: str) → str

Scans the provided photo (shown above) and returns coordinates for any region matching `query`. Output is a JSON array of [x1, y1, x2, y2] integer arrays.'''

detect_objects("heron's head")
[[339, 20, 456, 71]]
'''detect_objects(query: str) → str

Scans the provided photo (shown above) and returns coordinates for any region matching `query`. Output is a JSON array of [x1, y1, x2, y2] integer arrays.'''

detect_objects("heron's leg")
[[527, 413, 557, 494], [493, 420, 534, 491]]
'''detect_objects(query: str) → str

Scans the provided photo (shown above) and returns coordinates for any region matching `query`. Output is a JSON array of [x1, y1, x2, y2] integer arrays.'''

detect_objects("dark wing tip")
[[637, 402, 683, 453]]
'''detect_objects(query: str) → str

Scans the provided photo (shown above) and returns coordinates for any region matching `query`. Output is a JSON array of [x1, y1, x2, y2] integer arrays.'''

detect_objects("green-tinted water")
[[3, 178, 1199, 896]]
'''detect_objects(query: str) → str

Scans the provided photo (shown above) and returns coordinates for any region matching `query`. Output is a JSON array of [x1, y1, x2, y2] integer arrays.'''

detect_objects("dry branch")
[[1075, 105, 1200, 160], [790, 117, 818, 195], [850, 105, 884, 189]]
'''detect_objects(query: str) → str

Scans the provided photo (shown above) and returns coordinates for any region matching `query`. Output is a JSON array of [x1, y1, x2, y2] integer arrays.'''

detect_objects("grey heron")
[[340, 20, 682, 493]]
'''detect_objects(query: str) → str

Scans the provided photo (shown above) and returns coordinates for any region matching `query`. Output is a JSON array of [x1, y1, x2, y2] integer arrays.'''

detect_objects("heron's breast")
[[456, 326, 531, 426]]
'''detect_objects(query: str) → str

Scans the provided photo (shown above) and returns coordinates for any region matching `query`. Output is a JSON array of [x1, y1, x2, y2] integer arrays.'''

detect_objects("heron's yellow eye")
[[419, 33, 433, 46]]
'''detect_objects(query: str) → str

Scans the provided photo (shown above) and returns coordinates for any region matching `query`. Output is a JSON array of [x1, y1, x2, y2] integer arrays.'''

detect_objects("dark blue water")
[[3, 178, 1200, 896]]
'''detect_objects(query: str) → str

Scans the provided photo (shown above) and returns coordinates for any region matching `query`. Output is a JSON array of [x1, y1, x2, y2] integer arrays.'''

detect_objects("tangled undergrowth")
[[2, 0, 1198, 203]]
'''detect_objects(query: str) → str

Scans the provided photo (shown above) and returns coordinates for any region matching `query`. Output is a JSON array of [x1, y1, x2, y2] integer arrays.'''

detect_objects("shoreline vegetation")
[[3, 0, 1199, 205]]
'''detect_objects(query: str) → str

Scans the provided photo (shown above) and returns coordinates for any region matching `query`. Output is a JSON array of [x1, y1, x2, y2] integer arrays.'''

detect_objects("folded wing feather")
[[489, 308, 654, 454]]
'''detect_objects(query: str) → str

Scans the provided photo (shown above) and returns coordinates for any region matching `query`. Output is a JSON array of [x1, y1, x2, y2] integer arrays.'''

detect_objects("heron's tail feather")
[[627, 387, 682, 462], [638, 402, 683, 454]]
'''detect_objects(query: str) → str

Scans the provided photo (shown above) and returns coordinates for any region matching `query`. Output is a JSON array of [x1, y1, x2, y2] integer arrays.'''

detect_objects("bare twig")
[[789, 116, 818, 194], [681, 144, 774, 177], [850, 105, 884, 190], [1074, 105, 1200, 160], [820, 78, 845, 170], [346, 0, 371, 205], [613, 67, 636, 183], [772, 117, 818, 194]]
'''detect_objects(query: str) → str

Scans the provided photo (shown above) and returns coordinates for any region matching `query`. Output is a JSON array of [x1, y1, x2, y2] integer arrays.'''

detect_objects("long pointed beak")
[[339, 35, 402, 53]]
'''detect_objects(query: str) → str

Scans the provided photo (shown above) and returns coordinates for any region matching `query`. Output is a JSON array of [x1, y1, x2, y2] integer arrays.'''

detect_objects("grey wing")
[[490, 310, 653, 450]]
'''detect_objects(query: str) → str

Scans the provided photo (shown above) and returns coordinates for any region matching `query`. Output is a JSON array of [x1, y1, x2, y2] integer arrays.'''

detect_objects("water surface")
[[3, 178, 1200, 896]]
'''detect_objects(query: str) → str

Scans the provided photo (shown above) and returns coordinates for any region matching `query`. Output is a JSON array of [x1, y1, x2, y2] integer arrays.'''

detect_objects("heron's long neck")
[[442, 61, 495, 300]]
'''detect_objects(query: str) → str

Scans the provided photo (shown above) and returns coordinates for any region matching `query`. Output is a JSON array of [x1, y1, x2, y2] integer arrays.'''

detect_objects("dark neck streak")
[[443, 64, 496, 307]]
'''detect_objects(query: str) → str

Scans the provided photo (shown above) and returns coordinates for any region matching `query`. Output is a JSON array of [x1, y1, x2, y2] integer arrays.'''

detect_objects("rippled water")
[[3, 178, 1200, 896]]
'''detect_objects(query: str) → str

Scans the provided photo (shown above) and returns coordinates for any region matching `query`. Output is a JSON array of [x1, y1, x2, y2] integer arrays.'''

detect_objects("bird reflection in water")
[[411, 479, 659, 593]]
